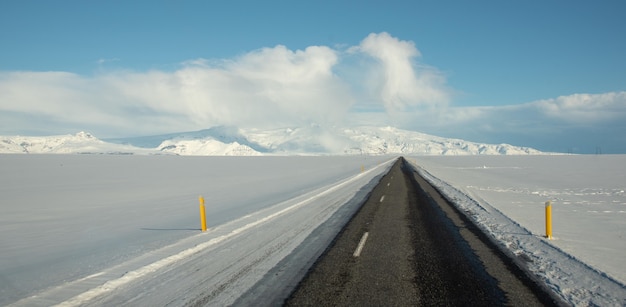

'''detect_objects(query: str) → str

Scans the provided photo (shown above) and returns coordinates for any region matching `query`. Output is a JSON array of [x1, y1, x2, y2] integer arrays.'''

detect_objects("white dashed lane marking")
[[353, 232, 369, 257]]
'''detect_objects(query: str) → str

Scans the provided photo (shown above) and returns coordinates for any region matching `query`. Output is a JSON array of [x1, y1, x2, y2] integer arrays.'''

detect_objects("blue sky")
[[1, 1, 625, 153]]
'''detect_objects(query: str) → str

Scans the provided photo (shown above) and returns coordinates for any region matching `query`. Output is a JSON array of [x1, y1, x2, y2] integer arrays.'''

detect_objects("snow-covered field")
[[409, 155, 626, 305], [0, 154, 392, 305], [2, 154, 625, 305]]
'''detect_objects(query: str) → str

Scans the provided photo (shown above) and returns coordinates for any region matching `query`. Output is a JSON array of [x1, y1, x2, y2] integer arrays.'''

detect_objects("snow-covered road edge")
[[10, 158, 396, 306], [234, 161, 393, 305], [410, 163, 626, 306]]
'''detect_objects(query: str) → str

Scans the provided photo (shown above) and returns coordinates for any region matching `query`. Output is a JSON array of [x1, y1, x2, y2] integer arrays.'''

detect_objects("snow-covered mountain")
[[0, 131, 154, 155], [0, 126, 543, 155]]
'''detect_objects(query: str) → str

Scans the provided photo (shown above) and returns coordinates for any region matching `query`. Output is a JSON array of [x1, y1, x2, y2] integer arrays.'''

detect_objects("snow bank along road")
[[412, 155, 626, 305], [3, 155, 394, 306], [4, 155, 609, 305], [286, 158, 563, 306]]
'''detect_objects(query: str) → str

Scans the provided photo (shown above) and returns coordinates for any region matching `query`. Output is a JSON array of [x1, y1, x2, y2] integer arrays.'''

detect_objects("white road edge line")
[[50, 159, 395, 307], [353, 232, 369, 257]]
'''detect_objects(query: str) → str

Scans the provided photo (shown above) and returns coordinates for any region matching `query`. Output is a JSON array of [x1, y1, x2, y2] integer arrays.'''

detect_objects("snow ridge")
[[0, 132, 115, 154], [1, 126, 544, 156]]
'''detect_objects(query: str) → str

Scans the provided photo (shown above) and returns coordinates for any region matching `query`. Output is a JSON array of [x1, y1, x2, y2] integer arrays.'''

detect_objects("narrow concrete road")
[[286, 158, 561, 306]]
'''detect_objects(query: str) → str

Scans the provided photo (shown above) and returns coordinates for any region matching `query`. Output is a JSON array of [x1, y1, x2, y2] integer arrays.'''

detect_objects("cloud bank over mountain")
[[0, 126, 543, 156], [1, 32, 624, 153]]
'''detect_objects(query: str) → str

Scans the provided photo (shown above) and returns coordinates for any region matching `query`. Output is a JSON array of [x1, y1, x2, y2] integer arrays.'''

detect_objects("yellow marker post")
[[199, 196, 207, 232], [545, 200, 553, 240]]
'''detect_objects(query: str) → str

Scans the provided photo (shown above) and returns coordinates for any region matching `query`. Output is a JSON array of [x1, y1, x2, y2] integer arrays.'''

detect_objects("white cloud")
[[391, 91, 626, 133], [1, 33, 453, 137], [352, 32, 450, 113], [383, 91, 626, 153], [0, 45, 353, 136], [0, 71, 122, 124], [1, 32, 624, 153], [533, 92, 626, 123]]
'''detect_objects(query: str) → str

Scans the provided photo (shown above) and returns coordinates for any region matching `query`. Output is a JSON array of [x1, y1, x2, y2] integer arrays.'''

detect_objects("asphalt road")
[[285, 158, 562, 306]]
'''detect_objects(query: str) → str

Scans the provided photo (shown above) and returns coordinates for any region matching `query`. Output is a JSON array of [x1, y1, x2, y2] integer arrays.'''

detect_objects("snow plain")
[[2, 154, 625, 306], [409, 155, 626, 306], [0, 154, 392, 305]]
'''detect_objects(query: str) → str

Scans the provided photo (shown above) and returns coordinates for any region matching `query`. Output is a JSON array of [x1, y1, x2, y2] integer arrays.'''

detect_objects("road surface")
[[286, 158, 562, 306], [11, 157, 565, 306]]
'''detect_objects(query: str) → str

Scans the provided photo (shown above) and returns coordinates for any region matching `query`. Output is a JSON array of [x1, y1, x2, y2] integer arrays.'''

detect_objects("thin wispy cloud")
[[96, 58, 120, 65]]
